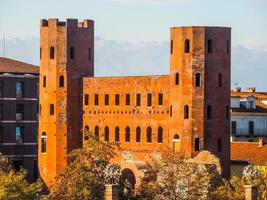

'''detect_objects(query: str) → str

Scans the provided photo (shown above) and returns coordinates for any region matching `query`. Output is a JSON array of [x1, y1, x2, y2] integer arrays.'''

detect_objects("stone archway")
[[121, 168, 136, 190], [173, 134, 181, 153]]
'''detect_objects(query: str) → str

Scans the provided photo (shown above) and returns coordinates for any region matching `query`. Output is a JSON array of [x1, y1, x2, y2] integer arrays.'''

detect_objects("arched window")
[[50, 104, 54, 115], [104, 126, 109, 142], [194, 138, 200, 151], [43, 76, 46, 87], [208, 39, 213, 53], [184, 105, 189, 119], [70, 46, 75, 59], [207, 105, 212, 119], [40, 48, 42, 60], [218, 73, 223, 87], [115, 127, 120, 142], [195, 73, 201, 87], [218, 138, 222, 152], [147, 127, 152, 143], [125, 127, 130, 142], [136, 127, 141, 143], [173, 134, 180, 153], [175, 73, 179, 85], [50, 47, 55, 59], [84, 126, 89, 140], [184, 39, 190, 53], [170, 40, 173, 54], [158, 127, 163, 143], [59, 76, 64, 88], [41, 132, 47, 153], [226, 105, 229, 120], [94, 126, 99, 140]]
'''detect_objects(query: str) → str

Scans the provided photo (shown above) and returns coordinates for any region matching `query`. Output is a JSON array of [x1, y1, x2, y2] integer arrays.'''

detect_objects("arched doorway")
[[121, 168, 136, 190], [173, 134, 181, 153]]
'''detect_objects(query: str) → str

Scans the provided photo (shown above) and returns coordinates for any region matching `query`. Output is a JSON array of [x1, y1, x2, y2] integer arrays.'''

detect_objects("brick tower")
[[38, 19, 94, 187], [169, 27, 231, 177]]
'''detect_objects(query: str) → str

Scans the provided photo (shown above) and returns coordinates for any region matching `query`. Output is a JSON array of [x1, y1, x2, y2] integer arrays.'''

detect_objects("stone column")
[[244, 185, 258, 200], [105, 184, 120, 200]]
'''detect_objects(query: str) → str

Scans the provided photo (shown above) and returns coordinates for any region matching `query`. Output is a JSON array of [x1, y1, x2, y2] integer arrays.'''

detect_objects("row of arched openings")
[[84, 126, 164, 143], [42, 75, 64, 88], [175, 72, 223, 88]]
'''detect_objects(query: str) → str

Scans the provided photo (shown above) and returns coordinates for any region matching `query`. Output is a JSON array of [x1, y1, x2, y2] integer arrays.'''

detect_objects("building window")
[[104, 126, 109, 142], [184, 105, 189, 119], [0, 81, 3, 98], [0, 126, 3, 143], [218, 73, 223, 87], [231, 121, 236, 134], [94, 94, 99, 106], [158, 93, 163, 106], [115, 94, 120, 106], [84, 126, 89, 140], [158, 127, 163, 143], [194, 138, 200, 151], [195, 73, 201, 87], [16, 127, 24, 143], [43, 76, 47, 88], [170, 105, 172, 117], [136, 94, 141, 106], [16, 82, 24, 98], [59, 76, 64, 88], [125, 127, 130, 142], [84, 94, 89, 105], [227, 40, 230, 54], [115, 127, 120, 142], [170, 40, 173, 54], [225, 105, 229, 120], [136, 127, 141, 143], [147, 93, 152, 107], [88, 48, 92, 61], [207, 105, 212, 119], [95, 126, 99, 140], [218, 138, 222, 152], [50, 104, 54, 115], [40, 48, 42, 60], [126, 94, 130, 106], [147, 127, 152, 143], [173, 134, 181, 153], [41, 132, 47, 153], [184, 39, 190, 53], [175, 73, 179, 85], [50, 47, 55, 59], [16, 104, 24, 120], [105, 94, 109, 106], [0, 104, 3, 120], [249, 121, 254, 135], [70, 46, 75, 59], [208, 39, 213, 53]]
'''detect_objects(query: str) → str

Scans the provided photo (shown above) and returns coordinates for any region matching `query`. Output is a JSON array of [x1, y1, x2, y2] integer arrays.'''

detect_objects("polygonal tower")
[[38, 18, 94, 187], [169, 27, 231, 178]]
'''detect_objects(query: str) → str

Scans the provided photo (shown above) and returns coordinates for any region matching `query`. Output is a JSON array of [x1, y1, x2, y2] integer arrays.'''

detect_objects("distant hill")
[[0, 36, 266, 91]]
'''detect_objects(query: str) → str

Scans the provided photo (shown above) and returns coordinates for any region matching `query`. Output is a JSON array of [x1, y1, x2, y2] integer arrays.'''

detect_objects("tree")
[[138, 151, 221, 200], [0, 154, 43, 200], [47, 134, 117, 200]]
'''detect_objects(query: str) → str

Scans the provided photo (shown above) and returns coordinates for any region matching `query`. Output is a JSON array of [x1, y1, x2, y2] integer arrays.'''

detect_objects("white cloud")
[[109, 0, 190, 5]]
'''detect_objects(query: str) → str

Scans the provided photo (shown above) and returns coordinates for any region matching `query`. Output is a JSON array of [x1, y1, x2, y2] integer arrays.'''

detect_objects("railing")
[[231, 128, 267, 136]]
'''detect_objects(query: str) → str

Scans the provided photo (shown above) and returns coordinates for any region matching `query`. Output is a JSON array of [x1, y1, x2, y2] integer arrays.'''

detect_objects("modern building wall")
[[0, 59, 39, 182]]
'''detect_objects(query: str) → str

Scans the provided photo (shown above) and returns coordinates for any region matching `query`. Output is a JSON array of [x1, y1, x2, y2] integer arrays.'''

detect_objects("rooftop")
[[0, 57, 39, 74], [231, 142, 267, 165]]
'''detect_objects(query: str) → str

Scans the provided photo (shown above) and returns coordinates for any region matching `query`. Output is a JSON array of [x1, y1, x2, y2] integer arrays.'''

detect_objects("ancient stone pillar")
[[244, 185, 258, 200], [105, 184, 120, 200]]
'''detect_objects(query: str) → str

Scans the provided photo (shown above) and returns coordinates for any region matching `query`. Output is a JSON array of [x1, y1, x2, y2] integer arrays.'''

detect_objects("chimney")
[[258, 137, 265, 147], [246, 87, 256, 93], [234, 87, 241, 92]]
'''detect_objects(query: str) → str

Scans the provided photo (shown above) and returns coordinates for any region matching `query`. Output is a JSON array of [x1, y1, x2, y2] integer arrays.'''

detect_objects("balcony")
[[231, 128, 267, 136]]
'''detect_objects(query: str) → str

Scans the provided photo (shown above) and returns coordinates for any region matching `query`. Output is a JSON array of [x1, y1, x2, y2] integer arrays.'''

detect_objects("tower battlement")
[[40, 18, 94, 29]]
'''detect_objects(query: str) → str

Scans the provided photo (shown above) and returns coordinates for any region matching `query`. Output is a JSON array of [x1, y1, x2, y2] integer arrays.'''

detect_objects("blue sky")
[[0, 0, 267, 47]]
